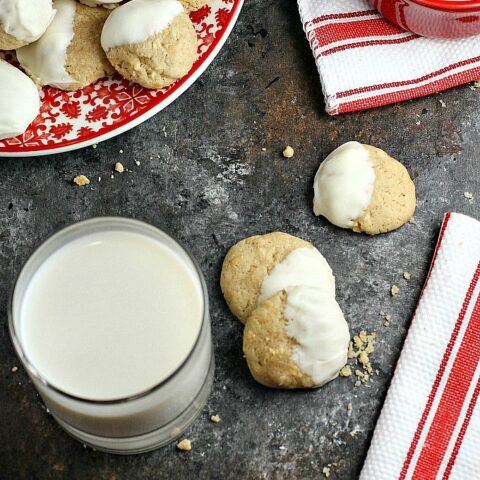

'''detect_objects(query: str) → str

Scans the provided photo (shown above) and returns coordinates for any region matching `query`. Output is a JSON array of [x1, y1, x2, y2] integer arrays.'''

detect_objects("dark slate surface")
[[1, 1, 480, 478]]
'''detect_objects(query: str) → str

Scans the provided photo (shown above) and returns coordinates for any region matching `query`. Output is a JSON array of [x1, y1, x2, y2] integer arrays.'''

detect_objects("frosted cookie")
[[0, 0, 55, 50], [313, 141, 416, 235], [179, 0, 211, 11], [0, 60, 40, 140], [220, 232, 335, 324], [101, 0, 198, 89], [16, 0, 113, 91], [243, 287, 350, 389]]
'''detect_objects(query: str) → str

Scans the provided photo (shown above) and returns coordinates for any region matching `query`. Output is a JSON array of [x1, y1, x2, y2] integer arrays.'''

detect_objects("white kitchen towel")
[[360, 212, 480, 480], [298, 0, 480, 114]]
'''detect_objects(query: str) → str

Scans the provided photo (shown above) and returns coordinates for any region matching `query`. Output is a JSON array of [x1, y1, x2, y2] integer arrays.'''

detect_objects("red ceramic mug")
[[369, 0, 480, 38]]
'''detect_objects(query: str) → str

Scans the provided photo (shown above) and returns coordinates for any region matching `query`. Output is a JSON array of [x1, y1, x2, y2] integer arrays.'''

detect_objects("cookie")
[[0, 0, 55, 50], [101, 0, 198, 89], [16, 0, 113, 91], [0, 60, 40, 140], [243, 287, 350, 389], [220, 232, 335, 324], [313, 141, 416, 235], [179, 0, 211, 11]]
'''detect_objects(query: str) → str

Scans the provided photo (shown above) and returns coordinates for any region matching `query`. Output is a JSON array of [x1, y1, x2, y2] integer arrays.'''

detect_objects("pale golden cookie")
[[352, 145, 416, 235], [220, 232, 313, 324], [105, 12, 197, 89], [65, 3, 114, 90], [243, 290, 315, 389], [0, 27, 26, 50], [179, 0, 211, 11]]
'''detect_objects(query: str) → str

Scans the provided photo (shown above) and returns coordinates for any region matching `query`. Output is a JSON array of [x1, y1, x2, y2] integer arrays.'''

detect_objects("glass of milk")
[[9, 217, 214, 454]]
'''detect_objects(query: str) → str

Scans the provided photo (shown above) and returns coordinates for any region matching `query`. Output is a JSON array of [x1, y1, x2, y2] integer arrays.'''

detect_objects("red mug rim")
[[413, 0, 480, 12]]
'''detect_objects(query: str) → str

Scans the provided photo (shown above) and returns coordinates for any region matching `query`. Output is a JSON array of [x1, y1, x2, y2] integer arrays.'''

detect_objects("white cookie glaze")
[[16, 0, 76, 90], [258, 247, 335, 304], [0, 0, 55, 43], [101, 0, 184, 50], [313, 141, 375, 229], [284, 285, 349, 386], [0, 60, 40, 140]]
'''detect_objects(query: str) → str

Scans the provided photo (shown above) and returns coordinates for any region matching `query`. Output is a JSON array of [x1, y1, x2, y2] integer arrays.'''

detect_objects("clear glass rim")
[[8, 216, 209, 406]]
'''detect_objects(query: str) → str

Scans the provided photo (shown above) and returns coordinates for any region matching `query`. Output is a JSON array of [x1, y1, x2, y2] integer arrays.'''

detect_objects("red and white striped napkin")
[[298, 0, 480, 114], [360, 212, 480, 480]]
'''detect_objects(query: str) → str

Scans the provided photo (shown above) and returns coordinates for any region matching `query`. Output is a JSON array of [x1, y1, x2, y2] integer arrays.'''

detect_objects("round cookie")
[[243, 287, 350, 389], [0, 59, 40, 140], [220, 232, 335, 324], [0, 0, 55, 50], [101, 0, 198, 89], [16, 0, 113, 91], [313, 141, 416, 235], [179, 0, 211, 11]]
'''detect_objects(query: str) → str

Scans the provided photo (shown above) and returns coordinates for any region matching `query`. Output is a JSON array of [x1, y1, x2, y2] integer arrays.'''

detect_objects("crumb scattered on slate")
[[115, 162, 124, 173], [73, 175, 90, 186], [210, 415, 221, 424], [176, 439, 192, 451], [283, 146, 294, 158], [391, 285, 399, 296], [403, 272, 411, 280]]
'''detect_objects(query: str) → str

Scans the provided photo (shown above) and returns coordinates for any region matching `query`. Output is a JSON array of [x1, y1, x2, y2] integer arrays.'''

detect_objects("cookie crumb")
[[439, 99, 447, 108], [210, 414, 220, 424], [73, 175, 90, 186], [92, 144, 97, 149], [282, 146, 294, 158], [347, 402, 353, 411], [408, 217, 415, 224], [11, 366, 18, 373], [385, 314, 392, 321], [176, 439, 192, 451], [119, 149, 124, 154], [322, 466, 331, 478], [261, 147, 267, 152], [464, 192, 474, 200], [339, 365, 352, 377], [403, 272, 411, 280], [135, 160, 141, 166], [114, 162, 124, 173], [391, 285, 400, 296]]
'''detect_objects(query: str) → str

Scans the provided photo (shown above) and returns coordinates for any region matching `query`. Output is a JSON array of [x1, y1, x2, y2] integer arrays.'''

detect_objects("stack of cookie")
[[0, 0, 209, 140], [221, 232, 350, 389]]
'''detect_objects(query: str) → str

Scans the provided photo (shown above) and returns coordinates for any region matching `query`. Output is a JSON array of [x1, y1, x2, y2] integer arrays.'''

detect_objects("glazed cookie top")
[[101, 0, 184, 50], [258, 246, 335, 304], [16, 0, 76, 89], [243, 287, 349, 389], [284, 285, 349, 385], [313, 141, 375, 229], [220, 232, 335, 324], [0, 59, 40, 140], [0, 0, 55, 43]]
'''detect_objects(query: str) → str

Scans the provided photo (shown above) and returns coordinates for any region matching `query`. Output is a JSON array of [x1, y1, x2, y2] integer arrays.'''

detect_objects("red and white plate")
[[0, 0, 243, 157]]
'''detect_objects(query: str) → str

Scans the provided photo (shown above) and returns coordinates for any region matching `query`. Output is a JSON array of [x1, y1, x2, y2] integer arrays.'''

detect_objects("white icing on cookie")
[[16, 0, 76, 89], [0, 60, 40, 140], [284, 285, 349, 386], [101, 0, 184, 50], [0, 0, 55, 43], [313, 141, 375, 228], [258, 247, 335, 304]]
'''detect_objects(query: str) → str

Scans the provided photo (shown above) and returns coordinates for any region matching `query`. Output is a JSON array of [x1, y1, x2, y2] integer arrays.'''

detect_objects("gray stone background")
[[1, 1, 480, 478]]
